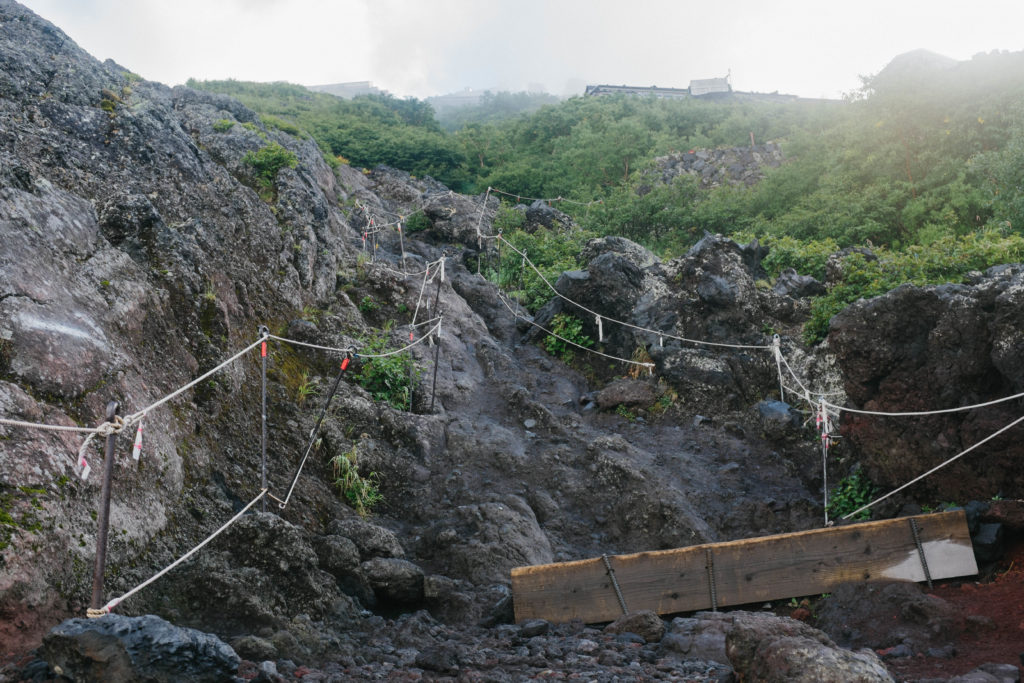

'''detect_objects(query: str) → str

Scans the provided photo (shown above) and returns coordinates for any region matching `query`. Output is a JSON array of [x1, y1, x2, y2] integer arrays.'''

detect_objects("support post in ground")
[[90, 400, 120, 611], [259, 326, 269, 513]]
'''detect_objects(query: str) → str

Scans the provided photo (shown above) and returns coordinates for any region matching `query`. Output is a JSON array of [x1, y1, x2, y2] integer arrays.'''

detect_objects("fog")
[[18, 0, 1024, 99]]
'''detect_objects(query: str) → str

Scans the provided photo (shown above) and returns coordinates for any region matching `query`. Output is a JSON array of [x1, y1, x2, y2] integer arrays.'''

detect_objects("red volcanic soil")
[[886, 538, 1024, 681]]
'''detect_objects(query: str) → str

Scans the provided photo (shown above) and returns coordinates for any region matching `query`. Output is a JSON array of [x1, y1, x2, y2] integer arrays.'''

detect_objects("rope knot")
[[96, 415, 126, 437], [86, 607, 108, 619]]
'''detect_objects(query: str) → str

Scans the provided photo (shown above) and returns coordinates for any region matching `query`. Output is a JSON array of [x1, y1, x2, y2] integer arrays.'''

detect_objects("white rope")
[[777, 336, 1024, 418], [0, 417, 96, 434], [488, 187, 601, 208], [367, 256, 446, 281], [843, 411, 1024, 520], [269, 320, 441, 359], [91, 488, 268, 616], [5, 335, 266, 479], [824, 390, 1024, 418], [474, 187, 492, 244], [355, 320, 442, 358], [496, 292, 654, 370]]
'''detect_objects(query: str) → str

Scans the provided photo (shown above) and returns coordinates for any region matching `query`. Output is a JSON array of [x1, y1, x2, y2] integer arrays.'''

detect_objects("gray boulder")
[[757, 400, 800, 439], [603, 610, 666, 643], [594, 378, 663, 410], [772, 268, 826, 298], [327, 518, 406, 560], [41, 613, 239, 683], [360, 557, 426, 605], [425, 496, 553, 585], [725, 611, 893, 682]]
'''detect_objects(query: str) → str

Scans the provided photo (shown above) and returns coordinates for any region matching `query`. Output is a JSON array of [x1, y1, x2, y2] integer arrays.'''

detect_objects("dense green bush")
[[492, 218, 595, 312], [355, 330, 418, 411], [243, 142, 298, 187], [759, 235, 840, 280], [543, 313, 594, 363], [403, 212, 432, 233], [803, 230, 1024, 344], [826, 470, 877, 520]]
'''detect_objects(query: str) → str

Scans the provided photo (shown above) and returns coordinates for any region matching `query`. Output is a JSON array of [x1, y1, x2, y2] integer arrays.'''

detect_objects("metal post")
[[428, 271, 444, 413], [429, 312, 442, 414], [90, 400, 120, 611], [259, 326, 269, 513]]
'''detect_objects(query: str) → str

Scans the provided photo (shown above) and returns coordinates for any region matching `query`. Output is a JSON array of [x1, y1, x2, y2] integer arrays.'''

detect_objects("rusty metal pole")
[[90, 400, 120, 611]]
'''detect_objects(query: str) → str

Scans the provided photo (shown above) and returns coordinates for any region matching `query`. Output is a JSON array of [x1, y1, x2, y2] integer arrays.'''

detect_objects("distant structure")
[[585, 74, 731, 99], [307, 81, 384, 99], [584, 84, 691, 98], [427, 87, 485, 112], [584, 73, 836, 103], [688, 76, 731, 96]]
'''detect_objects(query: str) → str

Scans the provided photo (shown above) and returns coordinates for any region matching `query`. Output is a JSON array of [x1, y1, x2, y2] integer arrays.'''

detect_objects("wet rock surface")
[[830, 268, 1024, 501], [1, 3, 1022, 682], [39, 614, 239, 683]]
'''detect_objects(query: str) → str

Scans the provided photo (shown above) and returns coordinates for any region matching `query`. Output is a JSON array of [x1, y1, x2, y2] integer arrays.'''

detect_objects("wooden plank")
[[511, 510, 977, 624]]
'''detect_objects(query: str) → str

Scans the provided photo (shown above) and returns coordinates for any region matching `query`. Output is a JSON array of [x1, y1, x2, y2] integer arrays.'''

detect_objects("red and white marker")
[[132, 421, 144, 461]]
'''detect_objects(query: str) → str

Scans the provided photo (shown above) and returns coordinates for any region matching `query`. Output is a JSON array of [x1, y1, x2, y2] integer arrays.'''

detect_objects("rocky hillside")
[[1, 2, 1023, 680]]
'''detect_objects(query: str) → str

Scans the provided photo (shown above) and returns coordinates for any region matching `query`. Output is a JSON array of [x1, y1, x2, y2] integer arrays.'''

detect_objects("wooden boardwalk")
[[511, 510, 977, 624]]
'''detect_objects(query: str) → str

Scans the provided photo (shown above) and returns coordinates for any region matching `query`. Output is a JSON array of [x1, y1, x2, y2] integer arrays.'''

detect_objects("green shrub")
[[760, 235, 840, 280], [803, 230, 1024, 344], [355, 330, 418, 410], [259, 113, 304, 137], [497, 224, 595, 312], [213, 118, 235, 133], [243, 142, 297, 187], [543, 313, 594, 363], [404, 212, 432, 233], [827, 470, 877, 520], [331, 444, 383, 517], [358, 295, 379, 313]]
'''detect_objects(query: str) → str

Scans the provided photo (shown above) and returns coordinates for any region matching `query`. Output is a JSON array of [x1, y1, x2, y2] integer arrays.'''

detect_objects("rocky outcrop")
[[829, 266, 1024, 501], [648, 143, 784, 189], [532, 233, 792, 415]]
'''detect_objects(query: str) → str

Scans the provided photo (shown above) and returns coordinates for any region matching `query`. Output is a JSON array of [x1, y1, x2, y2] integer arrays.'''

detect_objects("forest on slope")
[[192, 48, 1024, 344]]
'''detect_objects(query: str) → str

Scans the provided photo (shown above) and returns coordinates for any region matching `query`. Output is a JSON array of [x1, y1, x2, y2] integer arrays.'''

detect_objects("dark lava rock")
[[41, 613, 239, 683], [132, 513, 350, 633], [815, 580, 989, 653], [594, 377, 663, 410], [830, 269, 1024, 501], [519, 618, 550, 638], [523, 199, 575, 234], [659, 612, 732, 664], [327, 518, 405, 560], [359, 557, 425, 605], [756, 400, 800, 439], [973, 522, 1005, 563]]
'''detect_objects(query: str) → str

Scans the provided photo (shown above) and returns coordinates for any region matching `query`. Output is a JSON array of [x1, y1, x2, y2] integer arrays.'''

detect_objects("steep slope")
[[0, 0, 828, 671]]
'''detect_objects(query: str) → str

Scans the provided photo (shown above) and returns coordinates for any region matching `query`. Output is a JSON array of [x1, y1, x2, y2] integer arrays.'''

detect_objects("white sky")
[[17, 0, 1024, 100]]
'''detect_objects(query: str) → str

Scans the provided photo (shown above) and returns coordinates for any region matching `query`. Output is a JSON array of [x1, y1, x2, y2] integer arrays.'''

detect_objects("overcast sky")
[[18, 0, 1024, 100]]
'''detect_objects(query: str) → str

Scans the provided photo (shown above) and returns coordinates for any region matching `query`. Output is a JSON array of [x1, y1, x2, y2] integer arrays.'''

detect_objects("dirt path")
[[886, 541, 1024, 681]]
